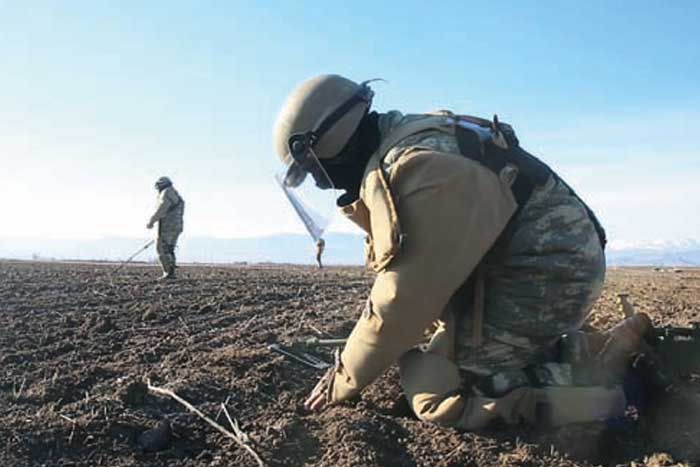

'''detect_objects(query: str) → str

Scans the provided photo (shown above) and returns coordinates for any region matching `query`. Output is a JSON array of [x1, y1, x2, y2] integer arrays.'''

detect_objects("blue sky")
[[1, 1, 699, 247]]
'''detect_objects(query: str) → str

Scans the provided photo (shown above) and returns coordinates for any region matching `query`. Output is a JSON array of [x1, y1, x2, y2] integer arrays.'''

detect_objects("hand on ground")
[[304, 369, 332, 412]]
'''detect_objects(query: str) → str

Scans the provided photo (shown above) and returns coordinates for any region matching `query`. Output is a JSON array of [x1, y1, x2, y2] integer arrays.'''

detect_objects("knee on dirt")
[[399, 349, 465, 426]]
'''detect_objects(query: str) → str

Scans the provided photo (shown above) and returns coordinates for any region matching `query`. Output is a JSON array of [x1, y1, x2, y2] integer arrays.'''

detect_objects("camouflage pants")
[[157, 228, 181, 275], [399, 348, 625, 429], [455, 175, 606, 375], [398, 176, 611, 428]]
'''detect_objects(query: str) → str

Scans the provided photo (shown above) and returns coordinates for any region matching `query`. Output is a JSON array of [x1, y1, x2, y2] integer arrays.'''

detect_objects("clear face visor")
[[275, 133, 340, 242]]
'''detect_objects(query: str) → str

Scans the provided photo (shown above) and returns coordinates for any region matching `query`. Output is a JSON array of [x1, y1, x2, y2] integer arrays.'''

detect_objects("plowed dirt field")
[[1, 262, 699, 466]]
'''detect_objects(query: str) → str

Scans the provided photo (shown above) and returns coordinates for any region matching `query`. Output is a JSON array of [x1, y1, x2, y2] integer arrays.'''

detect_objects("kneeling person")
[[273, 75, 628, 429]]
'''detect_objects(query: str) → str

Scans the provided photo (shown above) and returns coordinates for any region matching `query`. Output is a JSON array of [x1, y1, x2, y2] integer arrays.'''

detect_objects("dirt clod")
[[120, 380, 149, 406], [137, 420, 172, 452]]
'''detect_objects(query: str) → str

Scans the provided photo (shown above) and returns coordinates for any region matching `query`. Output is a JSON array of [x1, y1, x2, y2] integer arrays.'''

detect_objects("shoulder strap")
[[453, 120, 548, 208], [452, 114, 606, 249], [373, 112, 606, 249], [376, 115, 453, 162]]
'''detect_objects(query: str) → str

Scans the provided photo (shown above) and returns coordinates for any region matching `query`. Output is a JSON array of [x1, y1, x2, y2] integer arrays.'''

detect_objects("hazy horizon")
[[2, 233, 700, 267]]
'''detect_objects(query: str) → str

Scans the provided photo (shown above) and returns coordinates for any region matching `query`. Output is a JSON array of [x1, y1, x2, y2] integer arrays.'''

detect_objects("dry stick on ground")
[[215, 395, 232, 422], [239, 316, 256, 332], [92, 289, 108, 298], [59, 414, 77, 445], [13, 377, 26, 400], [59, 414, 76, 424], [178, 316, 191, 334], [146, 380, 264, 467], [221, 403, 250, 443]]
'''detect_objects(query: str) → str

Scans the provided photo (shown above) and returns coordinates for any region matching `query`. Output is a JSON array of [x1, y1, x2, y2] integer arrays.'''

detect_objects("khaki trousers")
[[156, 229, 181, 275], [398, 320, 626, 430]]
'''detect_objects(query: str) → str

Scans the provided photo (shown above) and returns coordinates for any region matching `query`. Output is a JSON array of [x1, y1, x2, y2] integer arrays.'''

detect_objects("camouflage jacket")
[[149, 186, 185, 234], [328, 111, 605, 403]]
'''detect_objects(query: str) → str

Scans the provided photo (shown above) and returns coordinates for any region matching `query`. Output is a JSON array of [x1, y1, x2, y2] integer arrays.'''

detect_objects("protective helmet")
[[272, 75, 375, 244], [273, 74, 374, 167], [154, 176, 172, 190]]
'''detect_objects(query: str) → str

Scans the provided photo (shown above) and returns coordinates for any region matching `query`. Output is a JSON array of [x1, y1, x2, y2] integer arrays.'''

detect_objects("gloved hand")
[[146, 221, 155, 230]]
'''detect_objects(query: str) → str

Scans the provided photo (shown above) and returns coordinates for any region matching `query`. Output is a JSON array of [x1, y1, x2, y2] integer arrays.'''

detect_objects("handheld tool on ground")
[[268, 343, 331, 370], [300, 337, 347, 347], [114, 239, 155, 273]]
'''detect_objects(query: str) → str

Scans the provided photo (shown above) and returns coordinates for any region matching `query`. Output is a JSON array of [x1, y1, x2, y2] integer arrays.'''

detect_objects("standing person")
[[147, 176, 185, 280], [271, 74, 644, 430], [315, 238, 325, 269]]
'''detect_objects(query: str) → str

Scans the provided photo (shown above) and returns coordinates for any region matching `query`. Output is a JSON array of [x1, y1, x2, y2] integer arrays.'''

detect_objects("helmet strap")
[[312, 84, 374, 145]]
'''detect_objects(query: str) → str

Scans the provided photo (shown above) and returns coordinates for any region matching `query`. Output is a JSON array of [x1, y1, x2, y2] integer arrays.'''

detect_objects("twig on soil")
[[215, 395, 231, 421], [444, 442, 466, 460], [146, 380, 264, 467], [12, 377, 26, 400], [178, 316, 191, 334], [59, 414, 77, 444], [59, 414, 76, 424], [308, 324, 323, 336], [221, 403, 250, 443], [92, 289, 108, 298], [294, 310, 309, 334], [239, 316, 256, 332]]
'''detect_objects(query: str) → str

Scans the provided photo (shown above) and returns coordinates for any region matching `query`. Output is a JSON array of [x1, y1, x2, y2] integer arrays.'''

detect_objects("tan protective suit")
[[149, 186, 184, 276], [326, 112, 623, 429]]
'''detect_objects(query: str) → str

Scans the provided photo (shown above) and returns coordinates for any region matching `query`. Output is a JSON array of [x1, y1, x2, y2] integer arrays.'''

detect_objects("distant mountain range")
[[605, 239, 700, 267], [0, 233, 365, 265], [1, 234, 699, 267]]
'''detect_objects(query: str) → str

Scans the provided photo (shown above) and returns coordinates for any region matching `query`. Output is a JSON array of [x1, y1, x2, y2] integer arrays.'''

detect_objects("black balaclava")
[[156, 181, 171, 193], [320, 111, 380, 206]]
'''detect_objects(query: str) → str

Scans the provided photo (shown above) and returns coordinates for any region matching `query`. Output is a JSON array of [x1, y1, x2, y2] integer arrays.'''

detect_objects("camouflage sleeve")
[[330, 150, 517, 402], [149, 188, 174, 225]]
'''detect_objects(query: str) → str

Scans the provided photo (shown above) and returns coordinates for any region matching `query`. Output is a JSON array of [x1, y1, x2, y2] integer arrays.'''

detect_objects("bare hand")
[[304, 367, 333, 412], [304, 349, 340, 412]]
